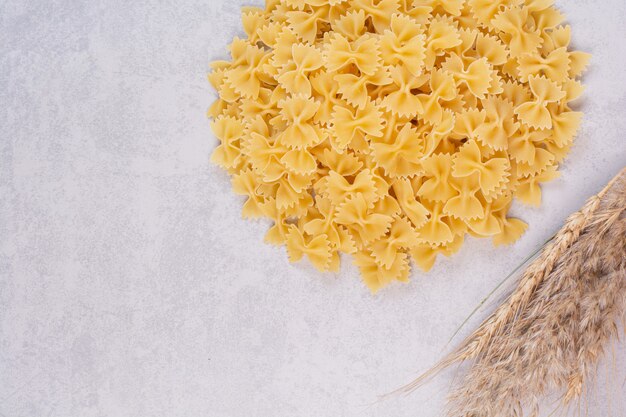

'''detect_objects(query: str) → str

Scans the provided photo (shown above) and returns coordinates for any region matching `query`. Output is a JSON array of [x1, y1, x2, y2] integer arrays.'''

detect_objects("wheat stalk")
[[399, 168, 626, 416]]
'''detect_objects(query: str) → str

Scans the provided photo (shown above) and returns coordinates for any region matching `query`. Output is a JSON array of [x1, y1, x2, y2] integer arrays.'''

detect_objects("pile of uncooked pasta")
[[209, 0, 589, 292]]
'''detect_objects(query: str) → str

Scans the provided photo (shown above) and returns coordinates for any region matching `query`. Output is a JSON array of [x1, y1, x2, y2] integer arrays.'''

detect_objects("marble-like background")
[[1, 1, 625, 416]]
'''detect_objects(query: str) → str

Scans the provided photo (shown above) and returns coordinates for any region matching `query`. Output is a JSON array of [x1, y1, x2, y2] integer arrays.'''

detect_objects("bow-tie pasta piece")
[[335, 193, 394, 246], [277, 44, 324, 96], [514, 75, 566, 129], [416, 69, 458, 124], [329, 99, 384, 152], [441, 53, 493, 99], [285, 225, 333, 271], [225, 38, 270, 99], [491, 6, 543, 58], [335, 66, 392, 109], [380, 13, 427, 75], [517, 47, 570, 83], [231, 168, 265, 218], [507, 125, 551, 165], [444, 175, 485, 220], [303, 196, 356, 255], [424, 16, 463, 67], [380, 66, 429, 117], [325, 33, 381, 76], [208, 0, 588, 292], [210, 116, 245, 171], [277, 95, 326, 149], [325, 169, 378, 207], [476, 97, 519, 151], [416, 199, 456, 245], [370, 216, 419, 269], [371, 123, 425, 178], [452, 140, 510, 195]]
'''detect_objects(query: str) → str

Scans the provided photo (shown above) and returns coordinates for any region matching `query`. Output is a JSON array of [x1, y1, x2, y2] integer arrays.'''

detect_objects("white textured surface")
[[1, 1, 625, 416]]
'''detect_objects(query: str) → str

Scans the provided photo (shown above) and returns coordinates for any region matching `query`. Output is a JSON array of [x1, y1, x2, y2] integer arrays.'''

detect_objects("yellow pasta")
[[209, 0, 588, 293]]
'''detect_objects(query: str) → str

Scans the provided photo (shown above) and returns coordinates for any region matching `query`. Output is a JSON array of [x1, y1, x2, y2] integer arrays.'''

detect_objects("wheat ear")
[[399, 168, 626, 417]]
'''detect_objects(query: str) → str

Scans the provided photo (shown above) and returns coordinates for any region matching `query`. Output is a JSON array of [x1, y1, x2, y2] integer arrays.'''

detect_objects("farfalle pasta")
[[209, 0, 589, 293]]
